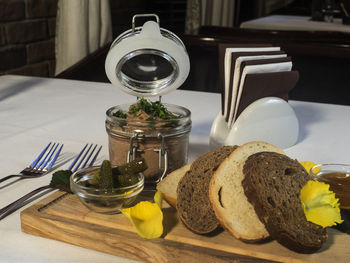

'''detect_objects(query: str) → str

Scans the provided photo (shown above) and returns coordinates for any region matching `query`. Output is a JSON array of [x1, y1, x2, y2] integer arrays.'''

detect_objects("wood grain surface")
[[21, 191, 349, 263]]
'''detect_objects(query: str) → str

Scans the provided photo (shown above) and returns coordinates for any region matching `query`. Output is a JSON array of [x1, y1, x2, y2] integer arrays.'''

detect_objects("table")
[[240, 15, 350, 33], [1, 75, 349, 262]]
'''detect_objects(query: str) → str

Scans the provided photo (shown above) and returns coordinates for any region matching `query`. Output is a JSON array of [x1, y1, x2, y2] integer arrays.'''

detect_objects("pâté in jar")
[[106, 98, 191, 185]]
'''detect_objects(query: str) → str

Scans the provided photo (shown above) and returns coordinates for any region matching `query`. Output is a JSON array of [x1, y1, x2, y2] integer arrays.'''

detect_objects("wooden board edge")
[[19, 192, 320, 263], [20, 204, 279, 263]]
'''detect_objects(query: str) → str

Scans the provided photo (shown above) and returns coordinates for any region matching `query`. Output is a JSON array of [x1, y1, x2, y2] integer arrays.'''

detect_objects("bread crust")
[[209, 141, 285, 242], [176, 146, 237, 234], [157, 163, 191, 207], [242, 152, 328, 253]]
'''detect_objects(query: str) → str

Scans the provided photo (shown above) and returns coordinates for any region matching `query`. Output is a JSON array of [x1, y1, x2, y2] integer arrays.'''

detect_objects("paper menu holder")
[[211, 44, 300, 149]]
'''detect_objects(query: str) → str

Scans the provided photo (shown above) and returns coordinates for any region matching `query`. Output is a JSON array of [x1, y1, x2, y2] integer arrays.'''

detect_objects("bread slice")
[[242, 152, 328, 253], [156, 163, 192, 207], [209, 141, 285, 242], [177, 146, 237, 234]]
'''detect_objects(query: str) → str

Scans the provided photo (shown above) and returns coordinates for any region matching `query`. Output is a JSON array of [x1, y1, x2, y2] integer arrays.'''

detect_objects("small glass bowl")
[[310, 164, 350, 209], [70, 166, 144, 214]]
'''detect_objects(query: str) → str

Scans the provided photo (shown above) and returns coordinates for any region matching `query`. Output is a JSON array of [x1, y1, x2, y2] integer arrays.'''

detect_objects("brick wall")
[[0, 0, 186, 78], [0, 0, 57, 77]]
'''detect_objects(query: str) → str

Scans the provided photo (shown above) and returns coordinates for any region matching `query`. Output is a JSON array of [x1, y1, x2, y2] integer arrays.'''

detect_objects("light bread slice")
[[156, 163, 192, 207], [209, 141, 285, 242]]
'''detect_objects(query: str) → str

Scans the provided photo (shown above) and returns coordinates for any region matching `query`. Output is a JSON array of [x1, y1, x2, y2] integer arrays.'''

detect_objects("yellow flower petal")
[[120, 192, 163, 239], [300, 180, 328, 203], [300, 161, 319, 174], [300, 180, 343, 228], [302, 205, 343, 228], [154, 190, 162, 208]]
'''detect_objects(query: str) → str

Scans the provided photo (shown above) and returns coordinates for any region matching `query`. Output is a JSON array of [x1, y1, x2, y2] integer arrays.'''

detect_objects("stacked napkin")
[[218, 44, 299, 128]]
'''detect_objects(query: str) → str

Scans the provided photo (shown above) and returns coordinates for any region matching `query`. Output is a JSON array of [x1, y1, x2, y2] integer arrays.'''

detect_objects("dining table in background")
[[240, 15, 350, 33], [1, 74, 350, 262]]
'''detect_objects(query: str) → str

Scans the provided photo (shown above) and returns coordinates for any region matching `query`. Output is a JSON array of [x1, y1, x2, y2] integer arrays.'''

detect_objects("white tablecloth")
[[240, 15, 350, 33], [1, 75, 350, 262]]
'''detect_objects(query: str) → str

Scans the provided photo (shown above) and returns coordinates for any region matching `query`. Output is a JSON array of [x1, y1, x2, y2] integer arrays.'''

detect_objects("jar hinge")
[[132, 14, 159, 32], [154, 132, 168, 182], [127, 131, 140, 162], [127, 131, 168, 183]]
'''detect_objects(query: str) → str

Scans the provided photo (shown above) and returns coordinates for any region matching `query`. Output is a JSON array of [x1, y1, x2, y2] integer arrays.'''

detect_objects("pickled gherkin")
[[88, 158, 147, 189], [115, 173, 140, 187], [87, 170, 100, 186], [99, 160, 114, 189], [113, 158, 148, 175], [113, 158, 147, 187]]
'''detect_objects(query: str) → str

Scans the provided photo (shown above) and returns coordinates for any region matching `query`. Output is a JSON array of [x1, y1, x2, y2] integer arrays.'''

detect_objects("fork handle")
[[0, 174, 21, 184], [0, 185, 53, 220]]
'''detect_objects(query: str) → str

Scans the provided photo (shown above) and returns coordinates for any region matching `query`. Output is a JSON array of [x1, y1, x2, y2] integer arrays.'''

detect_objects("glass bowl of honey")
[[310, 164, 350, 209]]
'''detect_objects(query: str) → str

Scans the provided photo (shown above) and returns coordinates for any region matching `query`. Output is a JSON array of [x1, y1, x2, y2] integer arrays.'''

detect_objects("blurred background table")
[[240, 15, 350, 33]]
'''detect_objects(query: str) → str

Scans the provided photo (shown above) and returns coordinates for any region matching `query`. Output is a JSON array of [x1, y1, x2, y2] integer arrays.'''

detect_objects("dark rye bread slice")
[[242, 152, 328, 253], [176, 146, 237, 234]]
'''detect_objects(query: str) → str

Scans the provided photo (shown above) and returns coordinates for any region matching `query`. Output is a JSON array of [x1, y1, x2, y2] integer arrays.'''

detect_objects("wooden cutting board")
[[21, 191, 349, 263]]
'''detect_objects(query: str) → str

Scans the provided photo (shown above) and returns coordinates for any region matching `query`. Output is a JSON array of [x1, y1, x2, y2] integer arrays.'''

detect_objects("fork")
[[0, 143, 102, 220], [0, 142, 63, 187]]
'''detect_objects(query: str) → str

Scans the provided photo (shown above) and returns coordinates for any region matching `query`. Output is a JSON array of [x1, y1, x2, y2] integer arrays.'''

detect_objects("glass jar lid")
[[105, 14, 190, 97]]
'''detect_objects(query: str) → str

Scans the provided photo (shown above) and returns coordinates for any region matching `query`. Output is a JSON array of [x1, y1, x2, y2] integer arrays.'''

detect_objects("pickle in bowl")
[[70, 159, 146, 214]]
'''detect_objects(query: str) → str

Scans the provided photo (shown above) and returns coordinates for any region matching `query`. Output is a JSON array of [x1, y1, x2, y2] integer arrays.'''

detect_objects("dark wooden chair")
[[195, 26, 350, 105], [56, 27, 350, 105]]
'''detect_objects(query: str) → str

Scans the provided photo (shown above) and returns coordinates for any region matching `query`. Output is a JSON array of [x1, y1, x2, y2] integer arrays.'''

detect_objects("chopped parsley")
[[113, 110, 127, 119], [113, 97, 177, 120]]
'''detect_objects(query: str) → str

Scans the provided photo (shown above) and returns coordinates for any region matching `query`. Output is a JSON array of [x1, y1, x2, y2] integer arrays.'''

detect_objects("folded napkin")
[[226, 50, 287, 122], [218, 44, 299, 128]]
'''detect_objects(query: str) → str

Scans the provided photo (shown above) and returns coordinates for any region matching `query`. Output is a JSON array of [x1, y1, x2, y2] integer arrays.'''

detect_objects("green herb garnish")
[[113, 97, 177, 120], [49, 170, 73, 192], [113, 110, 127, 119]]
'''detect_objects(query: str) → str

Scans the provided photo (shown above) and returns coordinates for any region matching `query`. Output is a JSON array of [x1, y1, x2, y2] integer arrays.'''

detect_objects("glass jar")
[[104, 14, 191, 188], [106, 103, 191, 186], [310, 163, 350, 209]]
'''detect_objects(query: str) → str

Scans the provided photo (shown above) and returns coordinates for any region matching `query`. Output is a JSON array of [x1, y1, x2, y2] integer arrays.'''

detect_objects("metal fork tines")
[[68, 143, 101, 173], [23, 142, 63, 174], [0, 142, 63, 186], [0, 143, 102, 220]]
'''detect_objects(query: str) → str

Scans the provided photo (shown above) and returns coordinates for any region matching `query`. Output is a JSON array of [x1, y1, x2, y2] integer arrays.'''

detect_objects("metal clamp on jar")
[[105, 14, 191, 187]]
